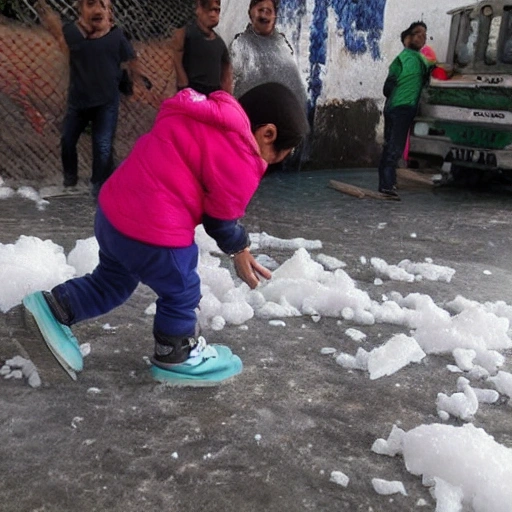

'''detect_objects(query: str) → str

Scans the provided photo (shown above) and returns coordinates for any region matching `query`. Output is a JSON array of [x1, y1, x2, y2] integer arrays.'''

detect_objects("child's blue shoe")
[[150, 341, 243, 386], [22, 291, 83, 380]]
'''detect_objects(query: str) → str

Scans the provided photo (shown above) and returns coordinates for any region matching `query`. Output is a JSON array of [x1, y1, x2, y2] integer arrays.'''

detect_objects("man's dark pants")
[[61, 96, 120, 189], [378, 105, 417, 192]]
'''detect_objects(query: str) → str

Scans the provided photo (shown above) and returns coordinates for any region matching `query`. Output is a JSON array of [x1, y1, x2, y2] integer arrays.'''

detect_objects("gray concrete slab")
[[1, 169, 511, 512]]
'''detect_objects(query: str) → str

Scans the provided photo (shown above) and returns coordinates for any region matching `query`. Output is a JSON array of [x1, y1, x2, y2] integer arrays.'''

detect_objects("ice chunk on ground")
[[371, 257, 415, 282], [432, 477, 464, 512], [371, 424, 405, 457], [0, 236, 75, 312], [488, 371, 512, 399], [473, 349, 505, 375], [456, 376, 499, 404], [371, 478, 407, 496], [345, 328, 366, 342], [67, 237, 99, 276], [452, 348, 476, 371], [397, 259, 455, 283], [335, 347, 370, 370], [316, 253, 346, 270], [4, 356, 41, 388], [473, 388, 500, 404], [414, 308, 511, 354], [367, 334, 426, 380], [329, 471, 349, 487], [220, 300, 254, 325], [436, 379, 478, 421], [403, 423, 512, 512], [258, 232, 322, 251]]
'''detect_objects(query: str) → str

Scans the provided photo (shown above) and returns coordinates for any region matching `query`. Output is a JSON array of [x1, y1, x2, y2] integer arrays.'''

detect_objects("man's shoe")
[[63, 174, 78, 187], [379, 189, 401, 200]]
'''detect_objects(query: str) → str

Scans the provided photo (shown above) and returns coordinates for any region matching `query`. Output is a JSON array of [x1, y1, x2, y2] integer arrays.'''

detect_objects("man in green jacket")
[[378, 21, 431, 199]]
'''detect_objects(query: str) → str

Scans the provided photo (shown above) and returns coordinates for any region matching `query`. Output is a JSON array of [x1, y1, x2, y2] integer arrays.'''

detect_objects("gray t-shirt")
[[230, 25, 307, 111]]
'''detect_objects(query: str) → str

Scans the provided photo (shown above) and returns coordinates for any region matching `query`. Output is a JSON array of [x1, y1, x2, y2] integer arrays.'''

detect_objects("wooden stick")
[[328, 180, 395, 200], [397, 168, 434, 187]]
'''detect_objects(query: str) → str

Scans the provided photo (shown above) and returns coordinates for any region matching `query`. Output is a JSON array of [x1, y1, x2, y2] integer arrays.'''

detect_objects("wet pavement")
[[1, 169, 512, 512]]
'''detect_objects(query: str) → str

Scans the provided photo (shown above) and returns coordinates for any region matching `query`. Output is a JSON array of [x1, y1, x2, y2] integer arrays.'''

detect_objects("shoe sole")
[[150, 345, 243, 387], [379, 192, 401, 201]]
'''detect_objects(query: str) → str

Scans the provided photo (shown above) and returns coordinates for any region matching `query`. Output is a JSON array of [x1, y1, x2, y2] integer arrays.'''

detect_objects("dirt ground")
[[1, 169, 511, 512]]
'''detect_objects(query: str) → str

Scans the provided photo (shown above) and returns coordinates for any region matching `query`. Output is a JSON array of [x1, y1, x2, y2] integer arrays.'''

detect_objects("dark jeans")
[[61, 96, 120, 187], [378, 105, 417, 191]]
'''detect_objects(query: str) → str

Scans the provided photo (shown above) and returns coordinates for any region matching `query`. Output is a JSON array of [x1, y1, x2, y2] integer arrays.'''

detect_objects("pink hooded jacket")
[[99, 89, 267, 247]]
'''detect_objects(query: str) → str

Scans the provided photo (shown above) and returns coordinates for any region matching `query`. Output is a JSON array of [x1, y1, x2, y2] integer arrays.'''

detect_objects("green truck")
[[409, 0, 512, 185]]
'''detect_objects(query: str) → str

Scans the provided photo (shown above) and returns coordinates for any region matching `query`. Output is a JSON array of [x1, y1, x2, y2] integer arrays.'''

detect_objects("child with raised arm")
[[23, 82, 309, 385]]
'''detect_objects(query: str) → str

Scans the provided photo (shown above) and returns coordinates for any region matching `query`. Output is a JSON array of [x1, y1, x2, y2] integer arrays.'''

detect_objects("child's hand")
[[232, 248, 272, 289]]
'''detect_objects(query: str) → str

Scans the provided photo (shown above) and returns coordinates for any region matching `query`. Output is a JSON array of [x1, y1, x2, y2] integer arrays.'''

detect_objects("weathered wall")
[[0, 0, 473, 181], [219, 0, 465, 168]]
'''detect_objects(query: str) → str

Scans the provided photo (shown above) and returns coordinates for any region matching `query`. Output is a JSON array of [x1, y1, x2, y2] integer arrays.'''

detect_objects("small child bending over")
[[34, 82, 309, 372]]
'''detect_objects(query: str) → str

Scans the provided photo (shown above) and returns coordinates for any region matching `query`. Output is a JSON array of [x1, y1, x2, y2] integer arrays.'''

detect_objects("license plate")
[[449, 148, 497, 167]]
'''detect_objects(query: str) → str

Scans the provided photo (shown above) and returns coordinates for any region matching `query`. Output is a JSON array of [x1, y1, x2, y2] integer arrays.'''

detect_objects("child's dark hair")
[[238, 82, 309, 151], [401, 20, 427, 43]]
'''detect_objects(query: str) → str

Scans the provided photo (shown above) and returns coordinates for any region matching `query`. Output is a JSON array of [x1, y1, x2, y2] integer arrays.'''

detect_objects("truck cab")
[[409, 1, 512, 185]]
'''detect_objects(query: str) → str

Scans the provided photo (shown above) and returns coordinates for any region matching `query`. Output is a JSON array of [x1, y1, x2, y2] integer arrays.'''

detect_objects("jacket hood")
[[156, 88, 260, 155]]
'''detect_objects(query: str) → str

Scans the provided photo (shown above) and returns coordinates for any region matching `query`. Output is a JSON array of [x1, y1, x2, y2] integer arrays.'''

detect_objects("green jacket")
[[383, 48, 432, 110]]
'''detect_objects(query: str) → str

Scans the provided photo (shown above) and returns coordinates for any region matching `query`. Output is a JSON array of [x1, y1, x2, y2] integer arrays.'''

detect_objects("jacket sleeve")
[[202, 213, 249, 255]]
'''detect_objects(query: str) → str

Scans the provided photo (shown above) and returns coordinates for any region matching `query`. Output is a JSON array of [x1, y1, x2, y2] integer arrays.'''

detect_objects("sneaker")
[[379, 188, 401, 200], [150, 344, 243, 386]]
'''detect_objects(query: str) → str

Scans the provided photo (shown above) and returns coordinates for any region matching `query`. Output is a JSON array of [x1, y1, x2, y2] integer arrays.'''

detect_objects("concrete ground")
[[1, 169, 511, 512]]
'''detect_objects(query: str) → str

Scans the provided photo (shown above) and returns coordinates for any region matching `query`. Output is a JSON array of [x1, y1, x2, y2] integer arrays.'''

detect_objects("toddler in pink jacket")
[[25, 82, 309, 382]]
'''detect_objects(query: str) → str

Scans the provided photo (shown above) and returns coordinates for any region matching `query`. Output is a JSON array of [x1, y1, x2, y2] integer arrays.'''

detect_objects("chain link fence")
[[0, 0, 195, 185]]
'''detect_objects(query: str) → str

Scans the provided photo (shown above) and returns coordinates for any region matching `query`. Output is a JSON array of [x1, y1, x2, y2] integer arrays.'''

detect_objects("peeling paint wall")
[[219, 0, 465, 168]]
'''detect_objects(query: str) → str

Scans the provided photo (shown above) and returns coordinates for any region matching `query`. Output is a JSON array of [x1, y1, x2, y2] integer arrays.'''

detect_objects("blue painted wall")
[[280, 0, 386, 113]]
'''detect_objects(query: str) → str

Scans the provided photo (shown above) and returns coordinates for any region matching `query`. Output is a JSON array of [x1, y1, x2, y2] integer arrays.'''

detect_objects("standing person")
[[170, 0, 232, 95], [229, 0, 307, 111], [23, 82, 309, 385], [378, 21, 432, 199], [402, 45, 437, 166], [36, 0, 140, 199]]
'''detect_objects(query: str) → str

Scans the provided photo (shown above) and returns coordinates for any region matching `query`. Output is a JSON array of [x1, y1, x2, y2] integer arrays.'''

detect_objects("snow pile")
[[402, 424, 512, 512], [0, 236, 75, 312]]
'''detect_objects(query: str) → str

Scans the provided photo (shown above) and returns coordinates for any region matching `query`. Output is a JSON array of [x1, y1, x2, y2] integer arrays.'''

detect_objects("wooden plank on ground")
[[328, 180, 398, 200], [397, 168, 434, 188]]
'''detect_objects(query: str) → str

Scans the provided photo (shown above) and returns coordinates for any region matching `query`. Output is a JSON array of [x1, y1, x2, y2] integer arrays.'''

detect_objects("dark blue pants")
[[53, 208, 201, 338], [61, 96, 120, 186], [378, 105, 417, 191]]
